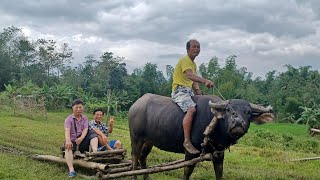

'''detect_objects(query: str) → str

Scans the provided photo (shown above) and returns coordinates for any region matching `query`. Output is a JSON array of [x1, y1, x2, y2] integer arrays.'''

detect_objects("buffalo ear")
[[251, 113, 275, 124]]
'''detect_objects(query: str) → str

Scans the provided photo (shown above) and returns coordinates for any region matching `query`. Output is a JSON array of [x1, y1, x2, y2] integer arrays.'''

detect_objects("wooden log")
[[32, 155, 109, 172], [310, 128, 320, 133], [100, 153, 213, 179], [103, 159, 183, 174], [107, 159, 184, 174], [88, 154, 124, 161], [85, 149, 126, 157], [109, 166, 132, 173], [118, 159, 132, 164], [290, 157, 320, 162], [85, 154, 123, 160], [108, 162, 132, 168], [150, 159, 185, 168]]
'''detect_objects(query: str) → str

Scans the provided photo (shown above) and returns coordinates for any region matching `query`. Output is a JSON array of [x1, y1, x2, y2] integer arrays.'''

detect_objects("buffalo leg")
[[183, 165, 196, 180], [139, 141, 153, 180], [131, 139, 144, 180], [182, 153, 197, 180], [212, 152, 224, 180]]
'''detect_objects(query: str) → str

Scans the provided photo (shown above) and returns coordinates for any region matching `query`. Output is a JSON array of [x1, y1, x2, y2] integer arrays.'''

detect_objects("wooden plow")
[[32, 113, 220, 179], [98, 153, 213, 179], [32, 149, 214, 179]]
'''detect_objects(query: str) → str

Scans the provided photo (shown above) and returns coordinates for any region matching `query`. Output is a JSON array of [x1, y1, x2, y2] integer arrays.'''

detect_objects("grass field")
[[0, 104, 320, 180]]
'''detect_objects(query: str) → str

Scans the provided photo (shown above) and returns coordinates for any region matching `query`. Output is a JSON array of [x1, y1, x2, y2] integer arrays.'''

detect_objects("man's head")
[[93, 108, 104, 123], [72, 99, 84, 116], [186, 39, 200, 60]]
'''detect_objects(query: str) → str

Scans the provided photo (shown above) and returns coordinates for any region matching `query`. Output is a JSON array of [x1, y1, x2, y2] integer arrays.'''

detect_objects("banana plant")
[[4, 84, 18, 98]]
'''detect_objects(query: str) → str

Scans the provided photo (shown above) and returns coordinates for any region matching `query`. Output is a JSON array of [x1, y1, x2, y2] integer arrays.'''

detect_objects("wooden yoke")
[[201, 111, 222, 151]]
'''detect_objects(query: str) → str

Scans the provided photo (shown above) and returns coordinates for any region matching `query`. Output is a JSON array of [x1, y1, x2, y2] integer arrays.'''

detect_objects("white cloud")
[[0, 0, 319, 78]]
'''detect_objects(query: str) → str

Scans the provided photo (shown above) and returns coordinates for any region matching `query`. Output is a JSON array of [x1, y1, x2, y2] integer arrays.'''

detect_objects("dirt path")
[[0, 145, 29, 155]]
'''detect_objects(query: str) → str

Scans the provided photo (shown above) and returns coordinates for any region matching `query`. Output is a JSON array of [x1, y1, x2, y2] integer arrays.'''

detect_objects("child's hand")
[[109, 116, 115, 126]]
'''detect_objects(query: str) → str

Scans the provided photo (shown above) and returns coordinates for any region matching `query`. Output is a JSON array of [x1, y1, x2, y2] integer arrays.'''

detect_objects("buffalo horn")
[[209, 100, 228, 109], [250, 103, 273, 113]]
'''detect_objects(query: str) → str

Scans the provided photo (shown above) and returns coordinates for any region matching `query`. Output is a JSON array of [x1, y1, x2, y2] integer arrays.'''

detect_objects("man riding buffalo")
[[172, 39, 214, 154], [128, 39, 275, 180], [129, 94, 274, 180]]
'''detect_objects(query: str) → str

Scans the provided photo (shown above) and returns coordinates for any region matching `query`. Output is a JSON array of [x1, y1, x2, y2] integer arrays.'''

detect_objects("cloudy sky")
[[1, 0, 319, 78]]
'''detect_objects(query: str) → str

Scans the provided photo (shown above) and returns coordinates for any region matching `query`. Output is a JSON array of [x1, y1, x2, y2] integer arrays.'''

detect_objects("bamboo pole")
[[150, 159, 185, 168], [310, 128, 320, 133], [86, 155, 124, 163], [108, 162, 132, 168], [106, 89, 111, 122], [290, 157, 320, 162], [109, 166, 132, 174], [32, 155, 109, 172], [100, 153, 213, 179], [85, 149, 126, 157]]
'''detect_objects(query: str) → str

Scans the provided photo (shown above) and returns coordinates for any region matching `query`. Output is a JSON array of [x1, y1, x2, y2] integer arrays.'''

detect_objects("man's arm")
[[92, 127, 106, 137], [64, 128, 72, 150], [192, 82, 203, 95], [108, 117, 114, 134], [185, 69, 214, 88], [76, 128, 88, 145]]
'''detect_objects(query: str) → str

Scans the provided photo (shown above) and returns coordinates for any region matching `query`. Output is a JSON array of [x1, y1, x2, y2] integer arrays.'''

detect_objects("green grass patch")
[[0, 151, 71, 180], [240, 123, 320, 154], [0, 107, 320, 179]]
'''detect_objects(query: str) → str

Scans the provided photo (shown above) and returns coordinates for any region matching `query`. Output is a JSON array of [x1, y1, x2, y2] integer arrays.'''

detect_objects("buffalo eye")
[[245, 110, 251, 116]]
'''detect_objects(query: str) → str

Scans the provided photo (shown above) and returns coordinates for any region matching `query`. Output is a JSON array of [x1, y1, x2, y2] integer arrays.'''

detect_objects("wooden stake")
[[106, 89, 111, 122]]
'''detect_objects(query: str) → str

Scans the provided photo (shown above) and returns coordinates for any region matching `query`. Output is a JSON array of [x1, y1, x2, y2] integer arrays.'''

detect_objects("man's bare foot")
[[183, 141, 200, 154]]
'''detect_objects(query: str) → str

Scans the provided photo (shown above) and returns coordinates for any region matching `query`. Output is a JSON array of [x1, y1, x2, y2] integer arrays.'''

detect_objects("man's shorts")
[[98, 140, 118, 151], [66, 131, 98, 153], [171, 86, 196, 112]]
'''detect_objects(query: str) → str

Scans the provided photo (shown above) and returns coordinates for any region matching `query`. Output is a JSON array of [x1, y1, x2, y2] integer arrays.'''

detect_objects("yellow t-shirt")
[[172, 55, 197, 91]]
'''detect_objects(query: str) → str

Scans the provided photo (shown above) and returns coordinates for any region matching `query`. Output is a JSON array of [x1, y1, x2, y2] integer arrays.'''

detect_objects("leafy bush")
[[240, 128, 320, 154], [296, 106, 320, 129]]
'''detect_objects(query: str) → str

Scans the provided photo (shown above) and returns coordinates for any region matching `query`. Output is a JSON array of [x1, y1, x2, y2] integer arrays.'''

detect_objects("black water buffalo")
[[129, 93, 274, 180]]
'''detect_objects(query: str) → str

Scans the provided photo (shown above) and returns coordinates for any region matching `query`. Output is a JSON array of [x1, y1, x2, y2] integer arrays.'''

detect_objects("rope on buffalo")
[[200, 86, 236, 155], [211, 85, 239, 125], [212, 86, 236, 114]]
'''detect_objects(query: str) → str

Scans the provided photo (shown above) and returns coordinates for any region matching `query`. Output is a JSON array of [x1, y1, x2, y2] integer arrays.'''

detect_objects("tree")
[[225, 55, 237, 71], [57, 43, 73, 77], [198, 63, 208, 79], [166, 65, 174, 81], [0, 26, 26, 89], [207, 56, 220, 80], [36, 39, 72, 79], [141, 63, 159, 94], [37, 39, 58, 77], [0, 52, 16, 90]]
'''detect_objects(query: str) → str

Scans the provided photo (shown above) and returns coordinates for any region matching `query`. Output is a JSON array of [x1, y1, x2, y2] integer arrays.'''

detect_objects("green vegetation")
[[1, 25, 320, 179], [0, 106, 320, 180], [1, 26, 320, 127], [0, 152, 70, 180]]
